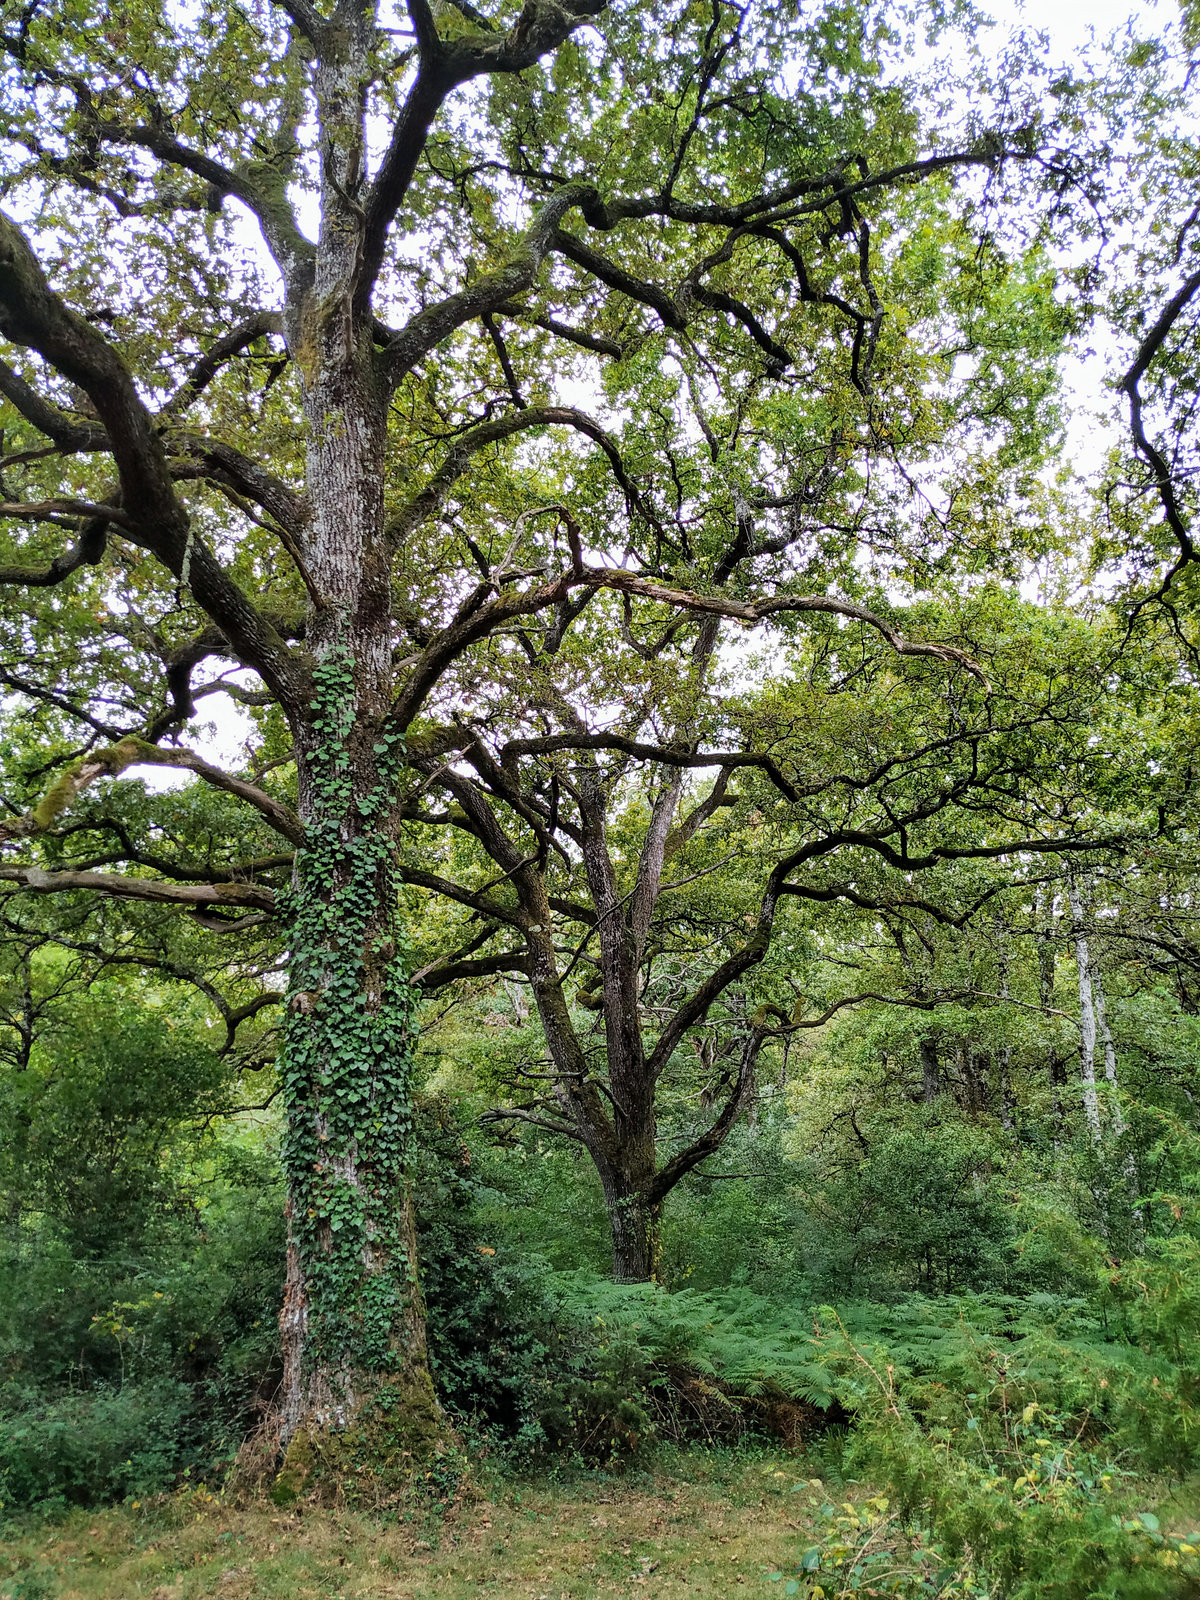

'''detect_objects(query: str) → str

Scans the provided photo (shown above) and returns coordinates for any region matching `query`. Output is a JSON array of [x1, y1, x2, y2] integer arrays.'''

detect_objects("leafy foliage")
[[0, 993, 282, 1515]]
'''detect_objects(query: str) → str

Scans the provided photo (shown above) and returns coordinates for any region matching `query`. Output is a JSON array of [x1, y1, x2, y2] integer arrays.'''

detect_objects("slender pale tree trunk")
[[1067, 873, 1103, 1145], [1034, 883, 1067, 1144], [920, 1035, 940, 1103], [1089, 930, 1142, 1231], [995, 920, 1015, 1133], [1090, 960, 1125, 1136]]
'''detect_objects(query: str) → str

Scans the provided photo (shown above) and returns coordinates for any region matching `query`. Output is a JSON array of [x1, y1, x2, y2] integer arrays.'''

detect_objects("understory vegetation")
[[8, 986, 1200, 1596]]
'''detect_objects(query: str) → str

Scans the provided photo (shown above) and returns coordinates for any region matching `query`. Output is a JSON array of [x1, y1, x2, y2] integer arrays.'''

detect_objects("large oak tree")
[[0, 0, 1119, 1478]]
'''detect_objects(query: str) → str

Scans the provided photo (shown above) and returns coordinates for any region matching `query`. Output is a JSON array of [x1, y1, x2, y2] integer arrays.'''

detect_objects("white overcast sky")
[[993, 0, 1165, 47]]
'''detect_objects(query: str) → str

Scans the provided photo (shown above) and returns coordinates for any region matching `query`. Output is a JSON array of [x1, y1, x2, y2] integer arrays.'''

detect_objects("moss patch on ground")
[[0, 1455, 828, 1600]]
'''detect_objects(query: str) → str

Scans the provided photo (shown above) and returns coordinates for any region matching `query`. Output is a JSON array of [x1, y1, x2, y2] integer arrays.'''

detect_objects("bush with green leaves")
[[789, 1107, 1018, 1295], [763, 1284, 1200, 1598], [412, 1103, 566, 1446], [0, 1381, 195, 1516], [0, 1003, 284, 1514], [769, 1483, 1200, 1600], [817, 1403, 1200, 1599], [0, 1168, 284, 1514], [0, 1003, 227, 1257]]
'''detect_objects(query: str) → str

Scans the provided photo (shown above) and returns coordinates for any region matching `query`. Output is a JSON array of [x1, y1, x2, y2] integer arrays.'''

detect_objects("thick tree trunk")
[[271, 166, 445, 1485], [273, 693, 444, 1496], [604, 1181, 662, 1284], [274, 789, 442, 1494]]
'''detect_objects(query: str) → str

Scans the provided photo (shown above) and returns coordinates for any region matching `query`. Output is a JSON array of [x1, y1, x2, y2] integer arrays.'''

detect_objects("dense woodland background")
[[2, 0, 1200, 1591]]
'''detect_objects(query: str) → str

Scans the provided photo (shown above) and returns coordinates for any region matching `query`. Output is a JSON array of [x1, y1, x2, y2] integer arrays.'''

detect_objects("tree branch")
[[480, 1104, 585, 1140], [0, 864, 275, 911], [415, 950, 529, 990], [572, 566, 987, 681], [358, 0, 605, 306], [89, 123, 314, 288], [161, 311, 283, 416], [383, 183, 600, 382], [397, 863, 526, 927], [0, 512, 111, 587], [1118, 268, 1200, 566], [647, 1028, 763, 1204], [0, 209, 307, 706], [386, 405, 637, 545], [0, 737, 303, 848]]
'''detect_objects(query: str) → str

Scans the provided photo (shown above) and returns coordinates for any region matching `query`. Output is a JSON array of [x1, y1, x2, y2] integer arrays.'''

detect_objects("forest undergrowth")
[[7, 1089, 1200, 1599]]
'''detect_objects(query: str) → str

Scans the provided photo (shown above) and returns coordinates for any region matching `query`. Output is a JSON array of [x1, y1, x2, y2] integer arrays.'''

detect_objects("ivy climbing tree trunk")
[[276, 647, 436, 1489], [272, 23, 447, 1468]]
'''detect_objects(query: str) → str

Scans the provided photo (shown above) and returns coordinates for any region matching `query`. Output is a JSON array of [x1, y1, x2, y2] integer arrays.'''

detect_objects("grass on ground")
[[0, 1453, 832, 1600]]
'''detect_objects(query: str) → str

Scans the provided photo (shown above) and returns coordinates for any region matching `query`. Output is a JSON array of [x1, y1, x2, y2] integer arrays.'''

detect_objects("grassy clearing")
[[0, 1454, 830, 1600]]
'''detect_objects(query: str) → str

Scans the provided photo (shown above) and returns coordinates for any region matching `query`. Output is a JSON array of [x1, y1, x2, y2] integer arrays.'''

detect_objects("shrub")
[[782, 1307, 1200, 1598], [0, 1382, 195, 1513]]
